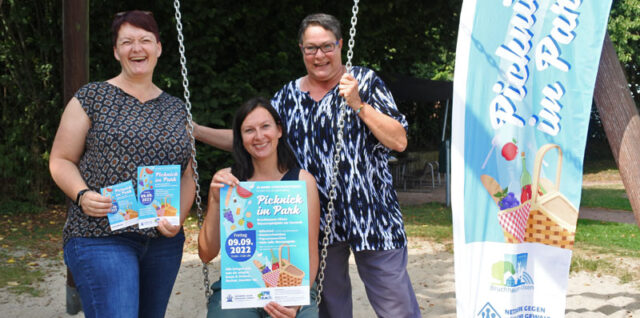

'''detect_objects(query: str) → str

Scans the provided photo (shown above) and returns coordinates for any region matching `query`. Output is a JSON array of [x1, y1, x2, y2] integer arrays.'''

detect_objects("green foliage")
[[1, 0, 639, 207], [2, 0, 465, 206], [608, 0, 640, 108], [0, 0, 62, 206]]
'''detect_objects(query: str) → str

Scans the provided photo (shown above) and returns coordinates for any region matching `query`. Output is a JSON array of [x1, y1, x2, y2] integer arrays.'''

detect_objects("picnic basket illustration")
[[494, 144, 579, 249], [260, 243, 305, 287], [277, 243, 305, 286]]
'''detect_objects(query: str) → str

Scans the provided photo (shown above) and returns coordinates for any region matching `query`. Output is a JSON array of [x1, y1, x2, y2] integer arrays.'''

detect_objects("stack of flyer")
[[100, 165, 181, 230]]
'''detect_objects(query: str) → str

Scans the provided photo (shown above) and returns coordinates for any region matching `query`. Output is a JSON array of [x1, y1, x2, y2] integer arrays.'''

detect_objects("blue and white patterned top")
[[271, 66, 408, 251]]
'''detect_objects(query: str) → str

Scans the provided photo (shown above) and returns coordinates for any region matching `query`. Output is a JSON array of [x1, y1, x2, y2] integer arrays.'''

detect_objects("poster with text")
[[220, 181, 310, 309], [101, 180, 138, 231], [451, 1, 612, 317], [137, 165, 181, 229]]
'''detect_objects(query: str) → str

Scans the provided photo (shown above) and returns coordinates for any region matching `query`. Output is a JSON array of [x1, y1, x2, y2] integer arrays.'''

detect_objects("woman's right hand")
[[264, 302, 299, 318], [209, 168, 239, 201], [79, 191, 112, 217]]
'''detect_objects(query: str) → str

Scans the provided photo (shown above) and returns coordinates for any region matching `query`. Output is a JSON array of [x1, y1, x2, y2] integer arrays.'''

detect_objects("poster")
[[219, 181, 310, 309], [451, 0, 613, 317], [137, 165, 181, 229]]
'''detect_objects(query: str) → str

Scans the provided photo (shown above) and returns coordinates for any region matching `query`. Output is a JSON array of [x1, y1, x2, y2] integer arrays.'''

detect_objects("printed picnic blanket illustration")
[[220, 181, 310, 309]]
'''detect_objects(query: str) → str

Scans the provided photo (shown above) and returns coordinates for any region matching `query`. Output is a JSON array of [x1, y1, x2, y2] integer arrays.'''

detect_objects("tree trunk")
[[62, 1, 88, 314], [593, 32, 640, 228], [63, 0, 89, 104]]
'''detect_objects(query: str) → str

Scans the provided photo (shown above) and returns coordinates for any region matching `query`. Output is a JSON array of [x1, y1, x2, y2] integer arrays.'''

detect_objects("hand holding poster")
[[220, 181, 310, 309], [137, 165, 181, 229], [452, 0, 613, 316]]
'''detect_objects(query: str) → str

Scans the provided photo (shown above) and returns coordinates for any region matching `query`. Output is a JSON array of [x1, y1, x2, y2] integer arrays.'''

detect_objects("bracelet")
[[355, 102, 365, 114], [75, 188, 90, 206]]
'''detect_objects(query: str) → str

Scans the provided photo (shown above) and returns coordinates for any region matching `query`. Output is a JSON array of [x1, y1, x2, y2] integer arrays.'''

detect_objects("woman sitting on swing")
[[199, 97, 320, 318]]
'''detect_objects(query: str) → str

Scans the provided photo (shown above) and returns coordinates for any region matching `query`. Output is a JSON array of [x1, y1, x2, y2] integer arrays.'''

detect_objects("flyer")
[[100, 180, 138, 231], [137, 165, 181, 229], [220, 181, 310, 309]]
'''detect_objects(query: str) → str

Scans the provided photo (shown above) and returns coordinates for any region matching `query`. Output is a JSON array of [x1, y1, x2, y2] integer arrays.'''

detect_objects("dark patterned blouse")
[[271, 66, 409, 251], [62, 82, 191, 245]]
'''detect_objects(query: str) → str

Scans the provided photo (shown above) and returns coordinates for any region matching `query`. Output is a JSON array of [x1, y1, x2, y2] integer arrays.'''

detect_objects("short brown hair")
[[298, 13, 342, 44], [111, 10, 160, 46]]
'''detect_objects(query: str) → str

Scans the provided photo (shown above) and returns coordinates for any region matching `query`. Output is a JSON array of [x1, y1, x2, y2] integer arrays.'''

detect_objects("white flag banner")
[[451, 1, 613, 317]]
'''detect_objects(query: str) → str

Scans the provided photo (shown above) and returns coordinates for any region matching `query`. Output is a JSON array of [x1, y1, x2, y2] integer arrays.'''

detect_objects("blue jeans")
[[207, 279, 319, 318], [63, 230, 185, 318]]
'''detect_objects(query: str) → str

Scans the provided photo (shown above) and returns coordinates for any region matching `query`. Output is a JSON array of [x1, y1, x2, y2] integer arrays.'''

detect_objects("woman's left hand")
[[264, 302, 299, 318], [157, 218, 181, 237], [338, 72, 362, 110]]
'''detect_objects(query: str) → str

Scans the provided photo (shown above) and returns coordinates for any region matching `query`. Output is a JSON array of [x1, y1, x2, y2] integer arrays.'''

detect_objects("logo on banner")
[[477, 302, 501, 318], [491, 253, 533, 292], [257, 291, 272, 300]]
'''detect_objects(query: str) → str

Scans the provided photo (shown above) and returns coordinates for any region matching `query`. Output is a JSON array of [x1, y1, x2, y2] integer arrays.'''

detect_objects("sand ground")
[[1, 238, 638, 317], [1, 188, 638, 317]]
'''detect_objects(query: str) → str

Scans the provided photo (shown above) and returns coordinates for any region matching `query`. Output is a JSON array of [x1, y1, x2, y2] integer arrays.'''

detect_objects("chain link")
[[173, 0, 211, 302], [316, 0, 359, 306], [173, 0, 359, 306]]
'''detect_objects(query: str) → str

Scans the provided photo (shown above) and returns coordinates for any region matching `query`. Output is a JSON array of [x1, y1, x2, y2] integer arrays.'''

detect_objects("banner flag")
[[451, 1, 613, 317]]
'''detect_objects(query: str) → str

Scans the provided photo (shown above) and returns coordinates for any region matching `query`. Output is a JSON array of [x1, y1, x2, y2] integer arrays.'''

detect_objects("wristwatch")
[[75, 188, 90, 206]]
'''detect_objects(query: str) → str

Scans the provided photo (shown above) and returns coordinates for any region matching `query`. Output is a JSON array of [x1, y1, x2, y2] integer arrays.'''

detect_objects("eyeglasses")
[[300, 41, 339, 55], [114, 10, 153, 18]]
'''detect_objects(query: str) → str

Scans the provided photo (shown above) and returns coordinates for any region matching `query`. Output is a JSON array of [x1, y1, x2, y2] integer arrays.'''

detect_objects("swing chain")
[[345, 0, 359, 69], [173, 0, 211, 301], [316, 0, 359, 306]]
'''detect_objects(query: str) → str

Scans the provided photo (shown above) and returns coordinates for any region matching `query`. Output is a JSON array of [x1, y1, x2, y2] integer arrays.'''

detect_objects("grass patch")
[[580, 158, 632, 211], [582, 159, 618, 174], [619, 271, 633, 284], [570, 254, 612, 272], [0, 200, 47, 216], [574, 219, 640, 255], [0, 205, 66, 295], [0, 261, 45, 296], [580, 187, 631, 211], [402, 203, 452, 242]]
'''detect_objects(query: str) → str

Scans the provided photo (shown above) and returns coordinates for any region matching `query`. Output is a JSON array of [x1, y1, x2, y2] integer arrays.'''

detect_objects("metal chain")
[[172, 0, 211, 301], [316, 0, 359, 306], [345, 1, 359, 69]]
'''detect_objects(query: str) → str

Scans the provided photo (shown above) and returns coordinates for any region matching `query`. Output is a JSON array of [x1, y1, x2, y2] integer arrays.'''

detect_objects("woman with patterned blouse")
[[194, 13, 420, 318], [49, 11, 195, 317]]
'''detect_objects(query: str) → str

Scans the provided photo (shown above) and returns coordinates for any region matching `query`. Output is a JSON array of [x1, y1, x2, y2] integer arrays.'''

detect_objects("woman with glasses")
[[194, 13, 420, 318], [49, 10, 194, 317]]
